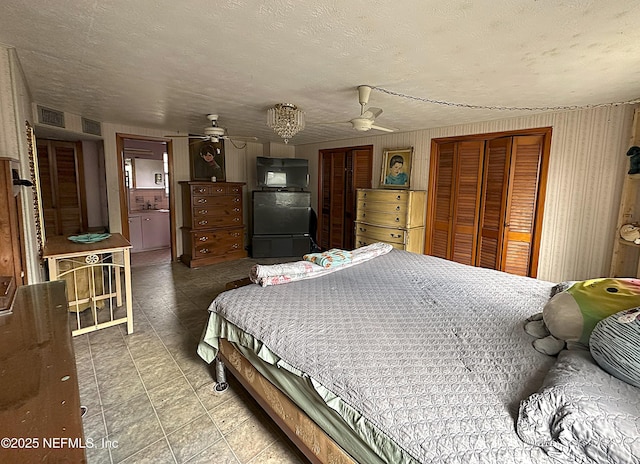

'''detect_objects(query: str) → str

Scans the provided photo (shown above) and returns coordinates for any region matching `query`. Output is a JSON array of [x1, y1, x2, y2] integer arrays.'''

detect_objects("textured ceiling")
[[2, 0, 640, 145]]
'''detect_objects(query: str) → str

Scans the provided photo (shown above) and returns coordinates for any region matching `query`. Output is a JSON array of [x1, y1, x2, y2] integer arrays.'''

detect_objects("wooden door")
[[476, 137, 511, 269], [37, 140, 87, 236], [450, 140, 484, 265], [427, 128, 550, 277], [501, 135, 545, 276], [429, 142, 455, 258], [319, 146, 372, 250]]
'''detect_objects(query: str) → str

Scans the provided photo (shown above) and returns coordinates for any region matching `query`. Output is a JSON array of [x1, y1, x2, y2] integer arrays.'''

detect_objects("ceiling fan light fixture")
[[267, 103, 305, 144]]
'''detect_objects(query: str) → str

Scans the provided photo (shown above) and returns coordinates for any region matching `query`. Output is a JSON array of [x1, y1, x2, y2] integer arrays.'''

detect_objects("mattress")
[[198, 250, 563, 463]]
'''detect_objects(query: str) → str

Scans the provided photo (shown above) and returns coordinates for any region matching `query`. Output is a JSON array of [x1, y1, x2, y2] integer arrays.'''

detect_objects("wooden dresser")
[[354, 188, 427, 253], [179, 181, 247, 267]]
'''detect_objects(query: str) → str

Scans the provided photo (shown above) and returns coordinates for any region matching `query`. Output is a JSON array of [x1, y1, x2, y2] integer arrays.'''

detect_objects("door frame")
[[115, 133, 177, 261]]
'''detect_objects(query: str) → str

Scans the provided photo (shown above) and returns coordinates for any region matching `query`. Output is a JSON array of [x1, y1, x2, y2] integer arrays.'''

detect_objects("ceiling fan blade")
[[165, 134, 207, 139], [362, 107, 383, 119], [312, 120, 351, 126], [370, 124, 397, 133], [224, 135, 258, 142]]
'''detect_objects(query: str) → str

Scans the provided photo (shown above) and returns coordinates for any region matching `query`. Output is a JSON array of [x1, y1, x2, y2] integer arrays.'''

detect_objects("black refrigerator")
[[252, 191, 312, 258]]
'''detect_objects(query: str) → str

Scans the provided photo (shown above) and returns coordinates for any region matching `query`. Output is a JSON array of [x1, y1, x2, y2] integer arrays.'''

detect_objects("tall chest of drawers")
[[354, 188, 427, 253], [179, 181, 247, 267]]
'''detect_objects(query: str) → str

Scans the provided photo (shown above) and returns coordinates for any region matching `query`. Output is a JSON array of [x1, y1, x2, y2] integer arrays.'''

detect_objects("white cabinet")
[[128, 215, 144, 252], [141, 212, 170, 250], [128, 211, 170, 252]]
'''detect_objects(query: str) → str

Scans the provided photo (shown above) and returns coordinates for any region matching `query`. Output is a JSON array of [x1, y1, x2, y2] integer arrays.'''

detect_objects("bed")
[[197, 248, 640, 464]]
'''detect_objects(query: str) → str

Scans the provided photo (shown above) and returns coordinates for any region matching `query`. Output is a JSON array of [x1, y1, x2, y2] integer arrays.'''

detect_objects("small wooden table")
[[43, 233, 133, 336]]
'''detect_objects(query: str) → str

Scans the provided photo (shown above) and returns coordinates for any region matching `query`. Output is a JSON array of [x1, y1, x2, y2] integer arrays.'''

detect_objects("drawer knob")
[[233, 217, 239, 222], [395, 205, 400, 211], [395, 217, 400, 222], [201, 248, 210, 254], [196, 188, 206, 193], [197, 198, 208, 204], [198, 220, 208, 225], [232, 232, 240, 237], [390, 233, 402, 238], [215, 188, 224, 192], [359, 227, 366, 232], [233, 208, 240, 212], [232, 243, 239, 249], [198, 209, 208, 215], [233, 198, 240, 202], [396, 195, 401, 200], [199, 236, 208, 241]]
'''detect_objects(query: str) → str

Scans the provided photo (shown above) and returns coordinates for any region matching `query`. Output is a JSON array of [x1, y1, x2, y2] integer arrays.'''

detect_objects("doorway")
[[116, 134, 176, 266], [318, 145, 373, 250]]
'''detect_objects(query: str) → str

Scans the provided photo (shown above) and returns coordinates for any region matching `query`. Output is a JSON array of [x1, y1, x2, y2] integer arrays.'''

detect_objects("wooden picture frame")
[[380, 147, 412, 189], [190, 140, 226, 182]]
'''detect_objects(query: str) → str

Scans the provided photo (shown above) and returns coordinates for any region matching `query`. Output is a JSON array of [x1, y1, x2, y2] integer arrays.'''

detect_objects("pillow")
[[590, 307, 640, 388], [543, 278, 640, 347]]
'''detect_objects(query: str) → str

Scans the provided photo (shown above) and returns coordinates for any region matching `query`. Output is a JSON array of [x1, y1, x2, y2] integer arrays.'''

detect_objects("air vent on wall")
[[37, 105, 65, 128], [82, 117, 102, 136]]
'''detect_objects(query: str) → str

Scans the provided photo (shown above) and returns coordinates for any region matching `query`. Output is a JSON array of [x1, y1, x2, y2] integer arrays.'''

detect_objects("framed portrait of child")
[[190, 140, 226, 182], [380, 147, 412, 189]]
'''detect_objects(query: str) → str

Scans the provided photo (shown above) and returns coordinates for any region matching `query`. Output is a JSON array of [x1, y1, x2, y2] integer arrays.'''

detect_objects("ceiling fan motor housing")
[[351, 118, 373, 131]]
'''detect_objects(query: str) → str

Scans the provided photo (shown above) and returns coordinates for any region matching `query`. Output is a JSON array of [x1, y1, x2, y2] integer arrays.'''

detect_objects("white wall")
[[295, 105, 638, 283], [82, 140, 108, 229]]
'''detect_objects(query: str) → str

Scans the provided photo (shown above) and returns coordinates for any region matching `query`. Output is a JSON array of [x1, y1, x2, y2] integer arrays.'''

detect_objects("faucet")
[[145, 201, 151, 210]]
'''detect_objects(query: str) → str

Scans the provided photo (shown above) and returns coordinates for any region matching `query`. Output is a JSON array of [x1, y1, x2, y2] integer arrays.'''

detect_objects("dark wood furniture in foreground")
[[0, 281, 86, 463]]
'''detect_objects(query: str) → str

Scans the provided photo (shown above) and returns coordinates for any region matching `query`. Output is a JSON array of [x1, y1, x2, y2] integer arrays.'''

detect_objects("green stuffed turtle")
[[525, 278, 640, 355]]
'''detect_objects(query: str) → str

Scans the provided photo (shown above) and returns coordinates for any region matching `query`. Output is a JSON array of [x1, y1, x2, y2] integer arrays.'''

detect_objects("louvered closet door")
[[344, 149, 373, 250], [450, 141, 484, 265], [476, 138, 511, 269], [430, 143, 455, 258], [319, 147, 373, 250], [501, 135, 544, 276], [37, 140, 86, 236]]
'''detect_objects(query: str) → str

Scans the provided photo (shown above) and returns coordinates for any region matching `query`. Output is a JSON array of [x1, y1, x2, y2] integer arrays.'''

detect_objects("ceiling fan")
[[165, 114, 258, 143], [318, 86, 398, 133]]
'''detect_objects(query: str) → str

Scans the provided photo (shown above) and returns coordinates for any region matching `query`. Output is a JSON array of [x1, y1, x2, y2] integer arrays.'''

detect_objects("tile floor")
[[74, 252, 310, 463]]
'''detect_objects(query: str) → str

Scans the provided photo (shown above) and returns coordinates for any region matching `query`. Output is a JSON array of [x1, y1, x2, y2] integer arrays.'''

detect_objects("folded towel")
[[248, 242, 394, 287], [303, 248, 353, 268]]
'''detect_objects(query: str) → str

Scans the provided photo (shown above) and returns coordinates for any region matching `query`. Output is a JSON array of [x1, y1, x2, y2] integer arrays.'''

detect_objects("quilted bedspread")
[[203, 250, 566, 463], [518, 349, 640, 464]]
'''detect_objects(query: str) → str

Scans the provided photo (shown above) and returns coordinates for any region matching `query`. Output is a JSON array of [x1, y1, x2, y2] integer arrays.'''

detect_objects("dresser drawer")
[[190, 184, 231, 196], [355, 234, 405, 250], [357, 199, 407, 215], [357, 189, 408, 203], [193, 228, 243, 258], [354, 223, 406, 244], [356, 209, 407, 228], [192, 195, 241, 207], [192, 212, 242, 229]]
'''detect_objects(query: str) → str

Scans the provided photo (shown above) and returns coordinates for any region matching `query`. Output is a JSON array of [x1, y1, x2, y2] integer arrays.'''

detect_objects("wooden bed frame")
[[220, 278, 356, 464], [218, 339, 356, 464]]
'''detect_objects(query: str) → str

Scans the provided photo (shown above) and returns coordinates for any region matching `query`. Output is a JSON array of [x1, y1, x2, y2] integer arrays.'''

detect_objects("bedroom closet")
[[36, 140, 88, 236], [319, 146, 373, 250], [426, 128, 551, 277]]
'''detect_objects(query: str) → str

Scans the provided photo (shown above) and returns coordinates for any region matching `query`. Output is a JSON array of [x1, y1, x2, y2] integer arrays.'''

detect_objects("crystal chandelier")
[[266, 103, 305, 144]]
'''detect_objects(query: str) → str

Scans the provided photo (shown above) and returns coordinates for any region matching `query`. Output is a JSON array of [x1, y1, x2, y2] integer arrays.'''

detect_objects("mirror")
[[127, 158, 164, 189]]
